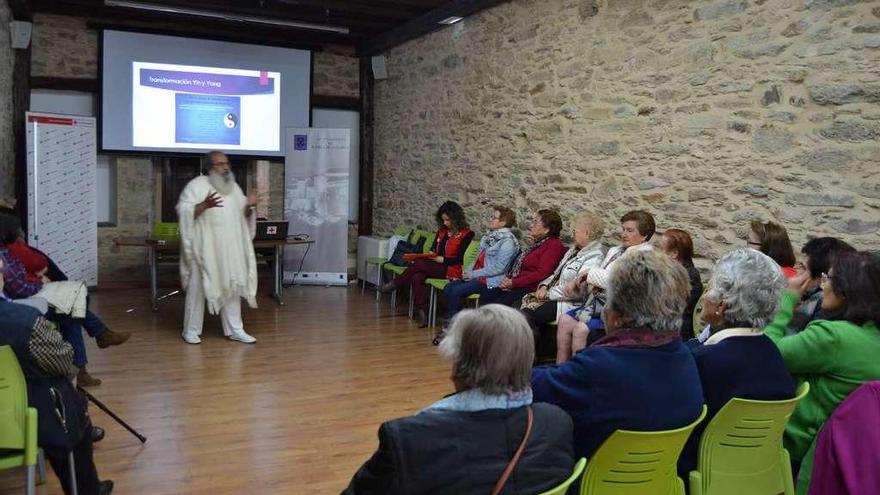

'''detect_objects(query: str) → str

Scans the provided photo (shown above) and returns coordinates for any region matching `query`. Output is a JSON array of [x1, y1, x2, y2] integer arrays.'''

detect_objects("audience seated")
[[787, 237, 856, 334], [554, 210, 655, 362], [439, 206, 519, 331], [477, 209, 566, 308], [518, 212, 604, 357], [747, 220, 798, 278], [679, 248, 796, 477], [531, 249, 704, 459], [379, 201, 474, 328], [0, 213, 129, 386], [0, 296, 113, 494], [660, 228, 704, 340], [343, 305, 574, 494], [763, 251, 880, 463]]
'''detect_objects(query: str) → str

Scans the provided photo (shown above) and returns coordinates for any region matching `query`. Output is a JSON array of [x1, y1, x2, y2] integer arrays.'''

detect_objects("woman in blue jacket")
[[439, 206, 520, 327]]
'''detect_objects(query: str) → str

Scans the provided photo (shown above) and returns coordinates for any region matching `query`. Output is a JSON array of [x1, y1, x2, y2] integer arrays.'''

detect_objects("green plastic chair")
[[539, 457, 587, 495], [0, 345, 39, 495], [580, 405, 708, 495], [152, 222, 180, 240], [689, 382, 810, 495], [425, 237, 481, 327], [362, 227, 413, 300]]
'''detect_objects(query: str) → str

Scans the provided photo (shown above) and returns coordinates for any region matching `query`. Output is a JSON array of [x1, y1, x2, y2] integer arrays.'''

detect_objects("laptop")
[[255, 221, 289, 240]]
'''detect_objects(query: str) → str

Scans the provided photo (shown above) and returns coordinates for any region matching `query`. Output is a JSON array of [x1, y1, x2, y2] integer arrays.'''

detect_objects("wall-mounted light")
[[104, 0, 350, 34], [438, 16, 464, 25]]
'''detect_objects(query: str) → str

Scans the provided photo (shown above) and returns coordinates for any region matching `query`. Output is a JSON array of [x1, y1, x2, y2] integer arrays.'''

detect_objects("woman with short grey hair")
[[532, 250, 704, 460], [679, 248, 795, 477], [702, 247, 787, 331], [344, 304, 574, 494]]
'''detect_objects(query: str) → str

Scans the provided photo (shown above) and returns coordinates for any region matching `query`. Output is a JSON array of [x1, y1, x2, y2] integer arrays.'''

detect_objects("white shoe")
[[228, 331, 256, 344], [182, 332, 201, 344]]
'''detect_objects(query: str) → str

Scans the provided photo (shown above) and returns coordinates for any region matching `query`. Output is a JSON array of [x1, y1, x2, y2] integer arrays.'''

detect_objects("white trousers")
[[183, 266, 245, 337]]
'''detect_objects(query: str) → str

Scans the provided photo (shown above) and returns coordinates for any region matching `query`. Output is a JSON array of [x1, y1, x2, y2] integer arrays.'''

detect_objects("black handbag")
[[388, 236, 427, 266]]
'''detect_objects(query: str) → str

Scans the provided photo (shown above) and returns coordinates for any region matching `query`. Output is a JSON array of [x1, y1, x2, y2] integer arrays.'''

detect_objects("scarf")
[[593, 326, 680, 348], [509, 235, 549, 278], [420, 388, 533, 414], [481, 227, 514, 248]]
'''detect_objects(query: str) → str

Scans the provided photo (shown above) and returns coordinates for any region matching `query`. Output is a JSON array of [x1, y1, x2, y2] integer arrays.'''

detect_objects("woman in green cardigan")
[[763, 251, 880, 462]]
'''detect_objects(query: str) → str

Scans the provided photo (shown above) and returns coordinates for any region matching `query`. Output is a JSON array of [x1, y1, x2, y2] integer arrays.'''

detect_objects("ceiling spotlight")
[[438, 16, 463, 25]]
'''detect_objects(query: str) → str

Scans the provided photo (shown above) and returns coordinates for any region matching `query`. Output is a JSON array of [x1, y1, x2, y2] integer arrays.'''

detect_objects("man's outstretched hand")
[[195, 192, 223, 219]]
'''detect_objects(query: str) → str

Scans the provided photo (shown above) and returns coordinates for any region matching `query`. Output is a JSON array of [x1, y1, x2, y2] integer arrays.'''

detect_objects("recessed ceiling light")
[[438, 16, 463, 25]]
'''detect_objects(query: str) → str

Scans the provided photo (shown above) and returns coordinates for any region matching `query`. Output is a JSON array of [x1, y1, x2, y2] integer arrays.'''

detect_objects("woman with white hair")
[[678, 248, 796, 477], [520, 212, 605, 344], [344, 305, 574, 494], [531, 250, 704, 460]]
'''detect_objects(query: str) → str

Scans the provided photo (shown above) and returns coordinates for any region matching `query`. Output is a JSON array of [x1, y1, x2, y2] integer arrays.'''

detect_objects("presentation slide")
[[132, 62, 281, 151]]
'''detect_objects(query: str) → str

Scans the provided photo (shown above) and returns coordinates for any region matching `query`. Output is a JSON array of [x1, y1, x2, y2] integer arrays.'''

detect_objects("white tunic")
[[176, 176, 258, 314]]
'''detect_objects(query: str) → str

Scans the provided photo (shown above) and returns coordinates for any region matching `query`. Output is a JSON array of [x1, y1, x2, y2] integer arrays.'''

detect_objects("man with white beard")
[[176, 151, 259, 344]]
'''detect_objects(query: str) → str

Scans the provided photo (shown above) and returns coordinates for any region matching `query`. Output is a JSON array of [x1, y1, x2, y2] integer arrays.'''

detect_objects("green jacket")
[[764, 290, 880, 461]]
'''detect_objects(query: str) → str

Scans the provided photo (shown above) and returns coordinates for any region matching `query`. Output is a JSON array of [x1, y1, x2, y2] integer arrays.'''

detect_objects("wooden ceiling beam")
[[32, 0, 391, 32], [361, 0, 511, 55]]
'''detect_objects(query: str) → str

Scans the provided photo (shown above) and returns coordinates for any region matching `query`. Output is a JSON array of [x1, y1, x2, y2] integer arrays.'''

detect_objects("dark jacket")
[[0, 300, 90, 450], [679, 333, 796, 477], [531, 339, 704, 459], [681, 263, 703, 340], [342, 402, 574, 495]]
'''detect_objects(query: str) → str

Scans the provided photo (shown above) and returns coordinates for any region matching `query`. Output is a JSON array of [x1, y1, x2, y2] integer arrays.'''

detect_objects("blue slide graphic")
[[175, 93, 241, 145]]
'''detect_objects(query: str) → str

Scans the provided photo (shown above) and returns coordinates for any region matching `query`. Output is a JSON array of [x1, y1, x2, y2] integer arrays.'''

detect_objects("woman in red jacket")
[[380, 201, 474, 327], [479, 209, 566, 308]]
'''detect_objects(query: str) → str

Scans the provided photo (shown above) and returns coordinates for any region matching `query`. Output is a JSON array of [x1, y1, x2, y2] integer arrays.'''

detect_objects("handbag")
[[387, 236, 426, 266], [491, 406, 534, 495]]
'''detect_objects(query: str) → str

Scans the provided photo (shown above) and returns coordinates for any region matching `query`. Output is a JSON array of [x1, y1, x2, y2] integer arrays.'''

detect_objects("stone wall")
[[373, 0, 880, 266], [97, 158, 157, 285], [0, 3, 15, 204], [314, 50, 360, 97]]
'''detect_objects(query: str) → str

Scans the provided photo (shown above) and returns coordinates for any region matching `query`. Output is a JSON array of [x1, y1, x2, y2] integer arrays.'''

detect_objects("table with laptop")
[[115, 221, 314, 311]]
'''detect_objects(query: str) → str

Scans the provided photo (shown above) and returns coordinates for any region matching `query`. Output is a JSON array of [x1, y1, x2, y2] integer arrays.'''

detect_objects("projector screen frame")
[[98, 27, 315, 160]]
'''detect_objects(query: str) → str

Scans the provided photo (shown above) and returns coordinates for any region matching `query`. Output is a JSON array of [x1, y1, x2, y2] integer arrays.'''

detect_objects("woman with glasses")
[[763, 251, 880, 464], [475, 209, 567, 308], [746, 220, 798, 278], [439, 206, 520, 332]]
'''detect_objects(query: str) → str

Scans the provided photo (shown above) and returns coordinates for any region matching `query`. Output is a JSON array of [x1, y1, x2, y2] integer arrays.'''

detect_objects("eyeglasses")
[[746, 240, 762, 247]]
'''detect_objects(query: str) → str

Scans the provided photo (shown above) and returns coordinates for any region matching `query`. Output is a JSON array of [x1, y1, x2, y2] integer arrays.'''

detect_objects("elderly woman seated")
[[344, 304, 574, 494], [679, 248, 796, 477], [554, 210, 656, 363], [764, 250, 880, 464], [531, 249, 704, 459], [520, 212, 605, 349]]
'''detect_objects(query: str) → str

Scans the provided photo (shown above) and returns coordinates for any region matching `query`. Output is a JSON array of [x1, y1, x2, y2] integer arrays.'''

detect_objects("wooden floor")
[[0, 282, 453, 495]]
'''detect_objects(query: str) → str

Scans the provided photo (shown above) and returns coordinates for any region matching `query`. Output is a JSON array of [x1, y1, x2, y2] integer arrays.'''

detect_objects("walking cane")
[[77, 386, 147, 444]]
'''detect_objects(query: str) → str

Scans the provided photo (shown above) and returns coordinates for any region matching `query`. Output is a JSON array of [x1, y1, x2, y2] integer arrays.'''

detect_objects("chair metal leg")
[[361, 260, 366, 296], [428, 285, 439, 328], [36, 449, 46, 484], [68, 451, 78, 495], [408, 288, 414, 319], [375, 265, 382, 302], [26, 464, 35, 495], [428, 287, 435, 328]]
